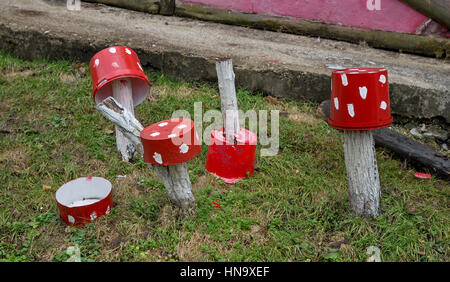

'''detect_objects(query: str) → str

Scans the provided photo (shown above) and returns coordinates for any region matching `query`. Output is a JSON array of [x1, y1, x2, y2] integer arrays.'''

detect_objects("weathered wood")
[[151, 163, 196, 210], [160, 0, 176, 16], [344, 131, 381, 217], [96, 96, 144, 156], [96, 97, 196, 210], [400, 0, 450, 28], [175, 3, 450, 58], [83, 0, 160, 14], [216, 58, 240, 143], [112, 79, 136, 162], [318, 100, 450, 180]]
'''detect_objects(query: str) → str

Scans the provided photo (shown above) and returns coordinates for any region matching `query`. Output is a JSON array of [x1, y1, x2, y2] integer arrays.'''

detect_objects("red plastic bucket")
[[89, 46, 151, 105], [140, 118, 202, 166], [205, 127, 257, 183], [55, 177, 113, 226], [328, 68, 393, 130]]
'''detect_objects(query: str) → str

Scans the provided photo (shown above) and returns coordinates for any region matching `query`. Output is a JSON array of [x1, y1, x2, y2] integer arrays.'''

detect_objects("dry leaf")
[[265, 96, 278, 104], [42, 185, 52, 191]]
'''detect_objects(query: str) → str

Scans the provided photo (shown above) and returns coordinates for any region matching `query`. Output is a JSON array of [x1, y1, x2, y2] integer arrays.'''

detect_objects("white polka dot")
[[379, 75, 386, 84], [125, 48, 132, 55], [177, 124, 187, 129], [380, 101, 387, 110], [112, 62, 119, 68], [153, 152, 163, 164], [359, 86, 368, 100], [150, 132, 160, 137], [90, 212, 97, 221], [168, 133, 177, 138], [158, 122, 168, 127], [347, 104, 355, 118], [179, 144, 189, 154], [94, 59, 99, 67], [109, 47, 116, 54], [341, 74, 348, 86], [334, 97, 339, 110], [137, 62, 143, 71], [349, 72, 359, 74], [68, 215, 75, 224]]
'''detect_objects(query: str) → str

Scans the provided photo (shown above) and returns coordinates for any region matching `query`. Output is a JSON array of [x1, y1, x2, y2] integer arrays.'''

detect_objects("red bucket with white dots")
[[55, 177, 113, 226], [89, 46, 151, 105], [205, 127, 257, 184], [140, 118, 202, 166], [328, 68, 393, 130]]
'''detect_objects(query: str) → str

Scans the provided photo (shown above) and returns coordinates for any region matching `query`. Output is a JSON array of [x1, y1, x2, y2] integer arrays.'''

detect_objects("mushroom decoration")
[[55, 177, 113, 226], [95, 97, 201, 211], [140, 118, 202, 209], [329, 68, 393, 217], [205, 58, 258, 183], [89, 46, 151, 162]]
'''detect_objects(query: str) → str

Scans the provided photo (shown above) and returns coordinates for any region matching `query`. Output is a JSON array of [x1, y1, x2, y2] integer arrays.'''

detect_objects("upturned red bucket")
[[140, 118, 202, 166], [55, 177, 113, 226], [205, 128, 257, 184], [89, 46, 151, 105], [328, 68, 393, 130]]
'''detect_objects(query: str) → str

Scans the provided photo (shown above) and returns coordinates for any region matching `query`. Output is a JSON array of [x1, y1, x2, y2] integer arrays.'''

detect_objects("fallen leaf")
[[265, 96, 278, 104], [414, 172, 432, 179], [104, 129, 114, 135], [42, 185, 52, 191]]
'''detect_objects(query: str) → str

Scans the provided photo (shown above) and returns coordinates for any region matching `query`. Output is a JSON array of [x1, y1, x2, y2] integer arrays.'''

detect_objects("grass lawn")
[[0, 51, 448, 262]]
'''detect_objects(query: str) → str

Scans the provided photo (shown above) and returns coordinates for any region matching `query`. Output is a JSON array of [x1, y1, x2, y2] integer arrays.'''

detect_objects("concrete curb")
[[1, 0, 449, 123]]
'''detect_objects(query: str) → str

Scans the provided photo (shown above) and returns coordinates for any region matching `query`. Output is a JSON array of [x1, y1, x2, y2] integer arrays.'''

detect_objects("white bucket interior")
[[56, 177, 112, 208], [95, 77, 149, 106]]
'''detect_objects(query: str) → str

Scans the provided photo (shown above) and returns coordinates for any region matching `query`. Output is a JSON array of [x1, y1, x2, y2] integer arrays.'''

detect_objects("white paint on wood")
[[112, 79, 136, 162], [96, 97, 196, 210], [344, 130, 381, 217], [96, 96, 144, 157], [216, 58, 240, 144]]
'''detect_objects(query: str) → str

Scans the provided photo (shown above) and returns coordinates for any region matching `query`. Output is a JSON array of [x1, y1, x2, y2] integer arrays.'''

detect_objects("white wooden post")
[[216, 58, 240, 144], [96, 97, 196, 211], [344, 130, 381, 217], [112, 78, 137, 162]]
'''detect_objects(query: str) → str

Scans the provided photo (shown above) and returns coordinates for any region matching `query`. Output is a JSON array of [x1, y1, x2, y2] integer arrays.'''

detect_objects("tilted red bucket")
[[89, 46, 150, 105]]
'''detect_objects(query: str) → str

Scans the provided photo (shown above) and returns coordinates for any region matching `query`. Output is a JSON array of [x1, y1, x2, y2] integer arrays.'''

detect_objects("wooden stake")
[[96, 97, 196, 211], [343, 130, 381, 217], [216, 58, 240, 144], [400, 0, 450, 29], [112, 79, 137, 162]]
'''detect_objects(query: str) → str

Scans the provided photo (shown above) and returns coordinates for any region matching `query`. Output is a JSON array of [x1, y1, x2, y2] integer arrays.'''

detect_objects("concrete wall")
[[180, 0, 429, 34]]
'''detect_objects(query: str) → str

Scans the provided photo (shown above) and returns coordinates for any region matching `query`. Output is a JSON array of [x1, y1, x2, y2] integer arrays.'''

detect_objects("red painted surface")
[[180, 0, 430, 34], [328, 68, 393, 131], [206, 127, 257, 184], [56, 177, 113, 226], [89, 46, 151, 105], [141, 118, 202, 166]]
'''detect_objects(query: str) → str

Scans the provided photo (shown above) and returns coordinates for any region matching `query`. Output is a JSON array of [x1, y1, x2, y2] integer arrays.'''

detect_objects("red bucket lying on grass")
[[89, 46, 151, 105], [55, 177, 113, 226], [205, 127, 257, 184]]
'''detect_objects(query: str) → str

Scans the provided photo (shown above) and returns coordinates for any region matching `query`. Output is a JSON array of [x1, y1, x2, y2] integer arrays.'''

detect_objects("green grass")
[[0, 51, 448, 262]]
